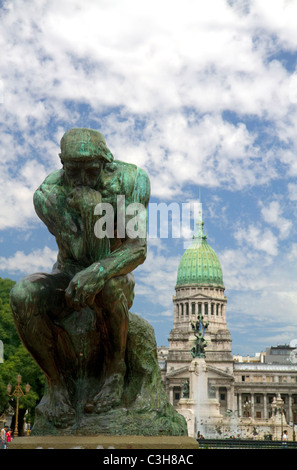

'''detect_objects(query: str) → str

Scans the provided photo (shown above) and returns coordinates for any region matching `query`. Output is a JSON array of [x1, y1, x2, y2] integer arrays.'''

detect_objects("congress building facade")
[[158, 208, 297, 439]]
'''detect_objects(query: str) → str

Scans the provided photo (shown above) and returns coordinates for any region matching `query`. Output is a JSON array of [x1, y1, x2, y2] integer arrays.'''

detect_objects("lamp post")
[[7, 374, 31, 437], [243, 400, 251, 417]]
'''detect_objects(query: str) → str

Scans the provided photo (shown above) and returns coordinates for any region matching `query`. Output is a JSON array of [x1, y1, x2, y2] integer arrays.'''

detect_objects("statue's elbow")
[[137, 237, 147, 263]]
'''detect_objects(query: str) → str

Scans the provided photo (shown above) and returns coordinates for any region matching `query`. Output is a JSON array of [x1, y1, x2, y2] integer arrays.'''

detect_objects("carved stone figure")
[[10, 128, 187, 436]]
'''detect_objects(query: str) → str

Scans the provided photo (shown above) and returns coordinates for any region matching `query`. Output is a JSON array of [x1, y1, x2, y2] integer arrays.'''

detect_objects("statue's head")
[[59, 128, 113, 164], [59, 128, 114, 188]]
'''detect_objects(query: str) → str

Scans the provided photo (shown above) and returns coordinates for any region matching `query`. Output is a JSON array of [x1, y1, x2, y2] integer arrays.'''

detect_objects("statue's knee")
[[10, 276, 43, 321], [102, 274, 135, 309]]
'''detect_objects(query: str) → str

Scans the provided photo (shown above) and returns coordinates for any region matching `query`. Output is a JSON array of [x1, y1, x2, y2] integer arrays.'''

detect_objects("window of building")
[[173, 387, 181, 406], [242, 376, 250, 382], [253, 376, 262, 383], [255, 395, 262, 404]]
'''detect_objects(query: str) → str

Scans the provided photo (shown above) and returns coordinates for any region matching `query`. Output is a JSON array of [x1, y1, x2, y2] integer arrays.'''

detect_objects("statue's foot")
[[92, 373, 124, 413], [36, 387, 76, 428]]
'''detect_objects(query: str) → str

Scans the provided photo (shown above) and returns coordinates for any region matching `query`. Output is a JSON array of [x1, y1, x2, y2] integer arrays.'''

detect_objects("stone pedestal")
[[8, 435, 199, 449], [177, 358, 222, 438]]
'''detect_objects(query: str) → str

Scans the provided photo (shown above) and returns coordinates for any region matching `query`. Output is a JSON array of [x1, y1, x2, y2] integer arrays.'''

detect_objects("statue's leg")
[[9, 272, 76, 426], [92, 273, 135, 412]]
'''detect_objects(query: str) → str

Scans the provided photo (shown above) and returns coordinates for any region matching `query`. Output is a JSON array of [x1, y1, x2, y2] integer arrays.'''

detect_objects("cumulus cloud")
[[0, 0, 296, 205], [0, 159, 48, 230], [260, 200, 292, 239], [0, 246, 57, 274], [234, 224, 279, 256], [135, 238, 180, 309]]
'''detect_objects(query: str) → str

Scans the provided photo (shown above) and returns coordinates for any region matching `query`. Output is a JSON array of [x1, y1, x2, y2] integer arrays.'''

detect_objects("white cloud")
[[0, 0, 294, 216], [234, 224, 279, 256], [288, 183, 297, 200], [0, 246, 57, 274], [134, 238, 180, 311], [0, 158, 48, 230], [260, 200, 292, 239]]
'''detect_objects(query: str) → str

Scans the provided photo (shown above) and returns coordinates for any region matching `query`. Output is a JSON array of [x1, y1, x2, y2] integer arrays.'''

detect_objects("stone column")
[[263, 394, 267, 419], [251, 393, 254, 419], [238, 393, 242, 417], [289, 394, 292, 423], [226, 387, 232, 412], [169, 387, 174, 406]]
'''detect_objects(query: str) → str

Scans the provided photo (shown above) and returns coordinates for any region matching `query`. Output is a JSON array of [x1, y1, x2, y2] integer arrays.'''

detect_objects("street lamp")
[[243, 400, 251, 417], [7, 374, 31, 436]]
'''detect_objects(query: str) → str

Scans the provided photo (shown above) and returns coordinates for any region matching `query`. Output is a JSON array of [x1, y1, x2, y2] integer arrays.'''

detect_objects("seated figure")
[[10, 128, 187, 436]]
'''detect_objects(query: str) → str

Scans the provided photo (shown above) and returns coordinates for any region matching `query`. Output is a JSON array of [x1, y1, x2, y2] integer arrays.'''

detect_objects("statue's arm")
[[100, 166, 150, 274], [33, 170, 68, 238], [65, 167, 150, 310]]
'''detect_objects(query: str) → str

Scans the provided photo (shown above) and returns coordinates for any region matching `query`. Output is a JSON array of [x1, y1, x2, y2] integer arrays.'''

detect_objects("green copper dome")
[[176, 219, 224, 288]]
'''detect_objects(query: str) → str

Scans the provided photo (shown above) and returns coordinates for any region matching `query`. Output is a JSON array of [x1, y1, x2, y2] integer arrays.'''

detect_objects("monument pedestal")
[[8, 435, 199, 449], [177, 358, 223, 438]]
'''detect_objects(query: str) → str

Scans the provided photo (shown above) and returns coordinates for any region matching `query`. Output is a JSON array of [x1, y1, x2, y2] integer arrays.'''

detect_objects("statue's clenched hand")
[[65, 263, 106, 310]]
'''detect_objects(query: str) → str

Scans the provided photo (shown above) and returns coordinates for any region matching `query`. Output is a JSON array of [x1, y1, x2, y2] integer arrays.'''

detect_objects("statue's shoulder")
[[33, 170, 64, 206], [36, 169, 64, 191], [108, 160, 149, 185], [108, 160, 150, 203]]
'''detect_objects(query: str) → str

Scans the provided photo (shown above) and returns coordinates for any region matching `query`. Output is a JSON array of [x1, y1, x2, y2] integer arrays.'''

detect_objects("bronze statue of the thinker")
[[10, 128, 187, 435]]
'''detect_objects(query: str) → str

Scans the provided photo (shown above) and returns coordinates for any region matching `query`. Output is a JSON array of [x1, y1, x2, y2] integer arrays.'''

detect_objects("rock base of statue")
[[31, 310, 187, 436]]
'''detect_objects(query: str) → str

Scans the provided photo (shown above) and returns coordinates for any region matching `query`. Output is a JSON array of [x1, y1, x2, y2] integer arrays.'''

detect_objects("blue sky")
[[1, 0, 297, 356]]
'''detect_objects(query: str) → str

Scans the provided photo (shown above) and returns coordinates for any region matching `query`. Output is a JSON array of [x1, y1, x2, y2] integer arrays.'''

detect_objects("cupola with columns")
[[167, 203, 233, 367]]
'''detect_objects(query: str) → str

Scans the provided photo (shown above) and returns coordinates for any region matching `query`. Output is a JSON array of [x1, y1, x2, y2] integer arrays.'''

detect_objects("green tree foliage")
[[0, 277, 45, 430]]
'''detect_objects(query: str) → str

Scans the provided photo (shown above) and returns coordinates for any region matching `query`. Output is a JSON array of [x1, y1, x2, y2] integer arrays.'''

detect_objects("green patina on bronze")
[[190, 314, 209, 359], [9, 128, 187, 436], [60, 128, 114, 163]]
